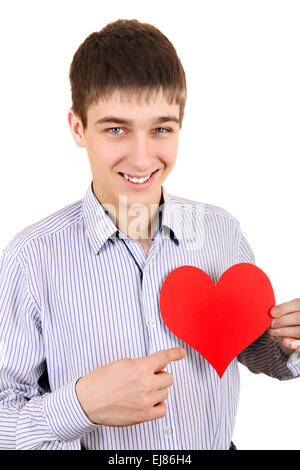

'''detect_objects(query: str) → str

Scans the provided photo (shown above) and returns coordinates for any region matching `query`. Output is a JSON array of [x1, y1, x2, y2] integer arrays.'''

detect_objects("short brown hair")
[[69, 19, 187, 131]]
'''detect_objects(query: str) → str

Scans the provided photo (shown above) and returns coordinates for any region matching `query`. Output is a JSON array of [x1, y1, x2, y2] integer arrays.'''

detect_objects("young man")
[[0, 19, 300, 451]]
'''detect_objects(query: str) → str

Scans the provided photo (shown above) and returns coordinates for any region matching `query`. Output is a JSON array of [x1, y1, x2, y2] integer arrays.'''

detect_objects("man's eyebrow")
[[95, 115, 180, 126]]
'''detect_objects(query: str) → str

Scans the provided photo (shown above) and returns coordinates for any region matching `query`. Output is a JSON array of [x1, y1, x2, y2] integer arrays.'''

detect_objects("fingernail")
[[271, 307, 278, 316]]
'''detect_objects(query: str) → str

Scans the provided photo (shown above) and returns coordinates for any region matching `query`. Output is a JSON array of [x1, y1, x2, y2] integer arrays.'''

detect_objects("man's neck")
[[91, 182, 164, 243], [116, 196, 163, 242]]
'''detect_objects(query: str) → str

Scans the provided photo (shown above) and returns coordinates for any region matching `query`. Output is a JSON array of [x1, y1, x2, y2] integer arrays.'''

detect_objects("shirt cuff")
[[287, 350, 300, 377], [42, 377, 101, 441]]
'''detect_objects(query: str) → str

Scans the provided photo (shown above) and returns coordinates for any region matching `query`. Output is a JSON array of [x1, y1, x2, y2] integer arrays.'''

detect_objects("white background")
[[0, 0, 299, 450]]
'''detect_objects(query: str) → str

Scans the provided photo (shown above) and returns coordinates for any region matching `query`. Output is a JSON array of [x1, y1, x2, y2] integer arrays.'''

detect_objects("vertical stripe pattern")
[[0, 181, 299, 450]]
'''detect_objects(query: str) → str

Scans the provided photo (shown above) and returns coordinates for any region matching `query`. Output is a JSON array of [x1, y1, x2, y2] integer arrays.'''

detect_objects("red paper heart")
[[159, 263, 275, 378]]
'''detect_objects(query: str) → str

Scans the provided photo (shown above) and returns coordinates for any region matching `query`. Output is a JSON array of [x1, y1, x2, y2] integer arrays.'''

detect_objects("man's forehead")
[[90, 88, 180, 126], [95, 87, 178, 108]]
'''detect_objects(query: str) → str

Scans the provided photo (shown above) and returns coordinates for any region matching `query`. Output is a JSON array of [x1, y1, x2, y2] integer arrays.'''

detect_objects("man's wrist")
[[75, 376, 99, 425]]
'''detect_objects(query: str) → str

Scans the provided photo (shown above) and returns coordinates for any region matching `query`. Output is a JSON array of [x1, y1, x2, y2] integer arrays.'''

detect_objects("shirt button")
[[147, 318, 156, 328], [144, 267, 149, 276], [164, 426, 172, 437]]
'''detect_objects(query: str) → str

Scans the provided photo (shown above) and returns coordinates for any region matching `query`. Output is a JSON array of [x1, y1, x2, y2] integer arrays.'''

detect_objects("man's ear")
[[67, 108, 86, 148]]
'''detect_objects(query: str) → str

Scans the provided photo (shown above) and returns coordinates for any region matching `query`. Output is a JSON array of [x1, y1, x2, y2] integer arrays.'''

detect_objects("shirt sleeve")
[[236, 230, 300, 380], [0, 246, 101, 449]]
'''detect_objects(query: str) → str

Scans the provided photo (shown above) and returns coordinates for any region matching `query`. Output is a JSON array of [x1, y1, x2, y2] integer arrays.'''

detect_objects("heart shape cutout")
[[159, 263, 275, 378]]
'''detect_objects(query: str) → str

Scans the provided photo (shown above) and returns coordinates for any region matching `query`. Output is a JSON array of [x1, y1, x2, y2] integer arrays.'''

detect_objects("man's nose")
[[127, 134, 154, 172]]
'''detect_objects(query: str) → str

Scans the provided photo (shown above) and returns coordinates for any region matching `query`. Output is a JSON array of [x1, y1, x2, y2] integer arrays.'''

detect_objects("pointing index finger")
[[151, 347, 186, 373]]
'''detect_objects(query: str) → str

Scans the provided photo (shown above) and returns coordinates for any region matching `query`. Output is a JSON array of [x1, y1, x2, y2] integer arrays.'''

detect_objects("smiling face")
[[68, 88, 181, 234]]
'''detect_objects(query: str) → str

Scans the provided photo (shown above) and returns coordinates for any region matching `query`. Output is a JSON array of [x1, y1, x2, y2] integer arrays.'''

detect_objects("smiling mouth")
[[119, 170, 158, 178], [118, 169, 159, 186]]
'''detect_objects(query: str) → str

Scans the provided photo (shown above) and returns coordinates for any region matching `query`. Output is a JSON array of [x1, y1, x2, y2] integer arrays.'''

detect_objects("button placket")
[[147, 318, 156, 328], [164, 426, 172, 438]]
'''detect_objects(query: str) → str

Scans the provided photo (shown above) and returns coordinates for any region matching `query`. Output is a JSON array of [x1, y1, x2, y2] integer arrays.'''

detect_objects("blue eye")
[[107, 127, 123, 135], [155, 128, 171, 133], [106, 127, 171, 135]]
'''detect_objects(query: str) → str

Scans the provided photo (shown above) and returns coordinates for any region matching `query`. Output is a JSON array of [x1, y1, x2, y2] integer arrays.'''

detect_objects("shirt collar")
[[82, 181, 180, 255]]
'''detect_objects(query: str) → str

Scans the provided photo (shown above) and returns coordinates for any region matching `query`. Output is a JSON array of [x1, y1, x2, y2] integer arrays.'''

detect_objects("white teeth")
[[123, 173, 152, 183]]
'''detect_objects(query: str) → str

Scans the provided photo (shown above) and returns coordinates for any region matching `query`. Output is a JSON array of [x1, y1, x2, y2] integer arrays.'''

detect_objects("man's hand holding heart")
[[268, 298, 300, 350]]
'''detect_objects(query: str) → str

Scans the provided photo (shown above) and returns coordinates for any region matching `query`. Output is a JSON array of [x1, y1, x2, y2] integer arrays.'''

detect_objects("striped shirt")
[[0, 181, 299, 450]]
